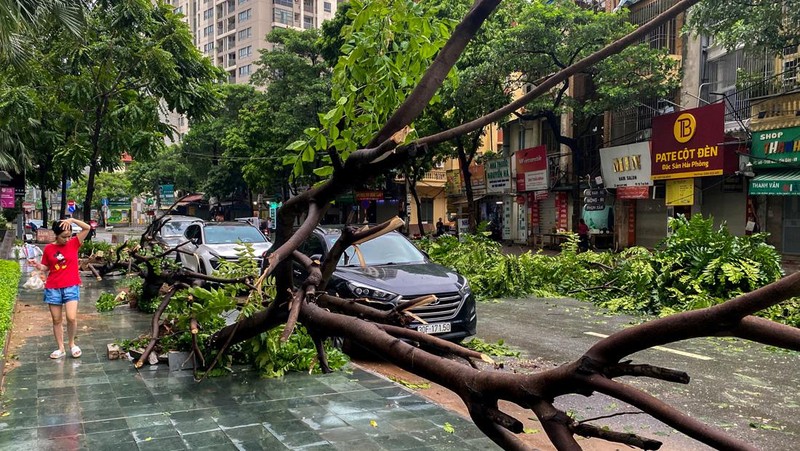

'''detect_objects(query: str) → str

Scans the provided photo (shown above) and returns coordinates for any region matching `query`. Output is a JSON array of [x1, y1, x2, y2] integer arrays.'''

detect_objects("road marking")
[[584, 332, 713, 361]]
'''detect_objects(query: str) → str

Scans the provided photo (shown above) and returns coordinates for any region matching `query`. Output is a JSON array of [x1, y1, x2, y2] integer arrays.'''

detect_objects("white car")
[[179, 222, 272, 275]]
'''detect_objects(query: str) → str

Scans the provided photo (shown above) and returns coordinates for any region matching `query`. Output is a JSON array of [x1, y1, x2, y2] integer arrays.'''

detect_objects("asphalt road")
[[475, 297, 800, 451]]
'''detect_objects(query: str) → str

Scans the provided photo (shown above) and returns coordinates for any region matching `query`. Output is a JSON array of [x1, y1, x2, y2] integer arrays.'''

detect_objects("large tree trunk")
[[457, 145, 475, 233], [408, 176, 424, 237]]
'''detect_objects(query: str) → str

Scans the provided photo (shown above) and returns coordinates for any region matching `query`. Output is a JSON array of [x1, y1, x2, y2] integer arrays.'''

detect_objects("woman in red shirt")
[[31, 218, 90, 359]]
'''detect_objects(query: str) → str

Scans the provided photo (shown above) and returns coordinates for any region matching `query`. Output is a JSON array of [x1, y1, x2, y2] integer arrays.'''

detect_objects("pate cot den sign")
[[651, 102, 725, 180]]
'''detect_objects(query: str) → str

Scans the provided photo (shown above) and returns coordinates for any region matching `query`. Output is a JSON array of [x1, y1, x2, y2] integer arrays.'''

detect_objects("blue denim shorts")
[[43, 286, 80, 305]]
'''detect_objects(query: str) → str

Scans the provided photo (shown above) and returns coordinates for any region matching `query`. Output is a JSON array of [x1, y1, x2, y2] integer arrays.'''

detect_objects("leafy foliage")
[[418, 215, 792, 324], [0, 260, 21, 352], [95, 291, 122, 312], [79, 239, 113, 258], [285, 0, 454, 177], [463, 338, 520, 358], [242, 325, 349, 378]]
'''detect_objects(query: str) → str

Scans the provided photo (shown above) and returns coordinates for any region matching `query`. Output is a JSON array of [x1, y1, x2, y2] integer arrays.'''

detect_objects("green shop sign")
[[750, 126, 800, 167], [749, 170, 800, 195]]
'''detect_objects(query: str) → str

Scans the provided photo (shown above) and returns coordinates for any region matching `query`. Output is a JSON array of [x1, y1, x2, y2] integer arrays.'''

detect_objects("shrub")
[[418, 215, 794, 325], [0, 261, 22, 351]]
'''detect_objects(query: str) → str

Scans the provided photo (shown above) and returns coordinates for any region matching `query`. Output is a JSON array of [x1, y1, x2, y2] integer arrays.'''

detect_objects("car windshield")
[[204, 225, 267, 244], [325, 233, 426, 266], [161, 220, 196, 237]]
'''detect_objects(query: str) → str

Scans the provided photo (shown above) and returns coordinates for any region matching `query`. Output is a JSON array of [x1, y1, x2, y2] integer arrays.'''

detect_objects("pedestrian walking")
[[29, 218, 90, 359]]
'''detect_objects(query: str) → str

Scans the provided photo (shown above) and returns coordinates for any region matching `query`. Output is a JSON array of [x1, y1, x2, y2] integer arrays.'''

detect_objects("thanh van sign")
[[651, 102, 725, 180], [750, 126, 800, 167], [486, 158, 511, 193]]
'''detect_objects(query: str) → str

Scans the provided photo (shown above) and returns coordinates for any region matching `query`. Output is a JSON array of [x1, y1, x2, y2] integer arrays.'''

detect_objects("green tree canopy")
[[686, 0, 800, 54], [226, 26, 335, 200], [47, 0, 223, 220]]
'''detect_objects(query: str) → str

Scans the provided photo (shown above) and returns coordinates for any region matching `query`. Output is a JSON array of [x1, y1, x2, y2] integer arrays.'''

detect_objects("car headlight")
[[346, 281, 398, 302], [458, 278, 471, 297]]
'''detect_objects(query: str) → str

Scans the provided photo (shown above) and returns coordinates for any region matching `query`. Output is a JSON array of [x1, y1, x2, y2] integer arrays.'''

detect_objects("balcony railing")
[[395, 169, 447, 184]]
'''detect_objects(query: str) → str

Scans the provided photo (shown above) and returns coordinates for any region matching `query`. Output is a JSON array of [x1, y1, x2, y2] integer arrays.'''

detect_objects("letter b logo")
[[673, 113, 696, 143]]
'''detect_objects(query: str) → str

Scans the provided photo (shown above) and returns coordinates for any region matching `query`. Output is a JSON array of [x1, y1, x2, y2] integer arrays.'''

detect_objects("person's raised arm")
[[62, 218, 91, 243]]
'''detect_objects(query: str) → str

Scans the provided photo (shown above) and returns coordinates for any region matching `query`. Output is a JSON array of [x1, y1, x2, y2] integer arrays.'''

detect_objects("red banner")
[[556, 192, 569, 231], [627, 201, 636, 245]]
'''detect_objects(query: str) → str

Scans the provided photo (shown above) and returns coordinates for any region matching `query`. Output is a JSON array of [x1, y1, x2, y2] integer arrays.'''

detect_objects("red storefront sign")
[[528, 193, 540, 228], [651, 102, 726, 180], [556, 192, 569, 230], [515, 145, 548, 192], [627, 201, 636, 245], [617, 185, 650, 199], [355, 190, 384, 201]]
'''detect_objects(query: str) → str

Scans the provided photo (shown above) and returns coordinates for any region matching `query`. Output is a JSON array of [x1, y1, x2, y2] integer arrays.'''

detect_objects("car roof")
[[158, 215, 203, 221]]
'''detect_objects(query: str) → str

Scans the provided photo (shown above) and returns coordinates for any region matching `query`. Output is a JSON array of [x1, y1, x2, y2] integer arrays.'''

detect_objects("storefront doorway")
[[783, 197, 800, 254]]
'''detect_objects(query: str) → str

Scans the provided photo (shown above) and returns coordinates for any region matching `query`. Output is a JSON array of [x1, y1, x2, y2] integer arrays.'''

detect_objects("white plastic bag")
[[23, 270, 45, 290]]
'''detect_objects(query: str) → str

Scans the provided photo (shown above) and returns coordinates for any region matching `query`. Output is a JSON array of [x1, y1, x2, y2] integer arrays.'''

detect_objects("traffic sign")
[[67, 200, 76, 207], [68, 205, 76, 213], [102, 198, 108, 206]]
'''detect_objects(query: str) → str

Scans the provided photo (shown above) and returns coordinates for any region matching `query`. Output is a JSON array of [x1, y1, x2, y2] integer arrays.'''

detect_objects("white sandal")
[[70, 345, 82, 358], [50, 349, 66, 359]]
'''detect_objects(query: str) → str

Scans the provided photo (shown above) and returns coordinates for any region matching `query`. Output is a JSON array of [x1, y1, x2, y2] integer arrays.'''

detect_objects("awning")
[[749, 171, 800, 195]]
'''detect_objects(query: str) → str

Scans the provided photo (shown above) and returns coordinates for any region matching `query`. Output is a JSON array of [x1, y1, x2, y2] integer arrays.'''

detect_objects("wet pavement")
[[477, 297, 800, 450], [1, 275, 500, 450]]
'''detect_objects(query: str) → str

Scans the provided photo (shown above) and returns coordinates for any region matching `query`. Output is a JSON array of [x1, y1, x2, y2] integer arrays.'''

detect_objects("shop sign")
[[469, 163, 486, 191], [627, 201, 636, 245], [665, 179, 694, 206], [534, 190, 549, 201], [528, 193, 540, 229], [0, 187, 14, 208], [160, 184, 175, 202], [651, 102, 725, 180], [355, 190, 384, 201], [749, 179, 800, 195], [445, 169, 462, 196], [502, 198, 512, 240], [583, 188, 606, 211], [617, 186, 650, 199], [515, 146, 548, 192], [599, 142, 652, 188], [750, 126, 800, 167], [486, 158, 511, 193], [556, 192, 569, 230]]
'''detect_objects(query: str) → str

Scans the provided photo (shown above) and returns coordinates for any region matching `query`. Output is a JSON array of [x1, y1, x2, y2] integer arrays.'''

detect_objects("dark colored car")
[[289, 227, 477, 342]]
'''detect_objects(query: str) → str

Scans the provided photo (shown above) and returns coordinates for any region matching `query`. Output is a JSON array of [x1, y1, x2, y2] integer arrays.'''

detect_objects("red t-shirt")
[[41, 237, 82, 289]]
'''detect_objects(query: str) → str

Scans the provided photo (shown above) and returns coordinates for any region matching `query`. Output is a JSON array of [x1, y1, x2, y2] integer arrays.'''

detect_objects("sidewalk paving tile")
[[3, 276, 501, 450]]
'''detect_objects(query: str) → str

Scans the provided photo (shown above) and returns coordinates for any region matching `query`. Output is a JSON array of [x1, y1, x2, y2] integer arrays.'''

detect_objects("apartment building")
[[162, 0, 339, 144]]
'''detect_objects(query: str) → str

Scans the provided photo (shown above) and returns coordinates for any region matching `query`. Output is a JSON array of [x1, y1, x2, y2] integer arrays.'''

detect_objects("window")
[[238, 0, 248, 4], [237, 27, 252, 40], [419, 199, 434, 223], [238, 64, 251, 76], [174, 6, 183, 14], [274, 0, 293, 7], [323, 1, 331, 12], [237, 8, 251, 22], [273, 8, 292, 25], [238, 45, 252, 58], [203, 25, 214, 37], [203, 42, 214, 53], [303, 16, 313, 29], [203, 8, 213, 20]]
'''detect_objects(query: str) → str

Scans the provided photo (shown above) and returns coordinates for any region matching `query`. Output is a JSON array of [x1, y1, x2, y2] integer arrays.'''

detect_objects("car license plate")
[[417, 323, 451, 334]]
